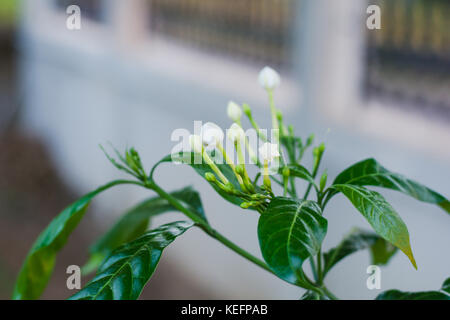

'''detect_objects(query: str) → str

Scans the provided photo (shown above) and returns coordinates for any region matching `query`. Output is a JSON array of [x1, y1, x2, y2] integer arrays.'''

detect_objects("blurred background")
[[0, 0, 449, 299]]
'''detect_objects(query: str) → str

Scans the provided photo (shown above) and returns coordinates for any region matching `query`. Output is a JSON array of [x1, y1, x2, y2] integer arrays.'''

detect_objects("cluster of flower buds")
[[185, 66, 286, 212]]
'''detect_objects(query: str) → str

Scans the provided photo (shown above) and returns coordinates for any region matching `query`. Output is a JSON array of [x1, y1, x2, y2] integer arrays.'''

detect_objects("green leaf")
[[69, 221, 193, 300], [12, 180, 132, 300], [258, 197, 327, 285], [333, 158, 450, 214], [376, 277, 450, 300], [283, 164, 316, 185], [323, 229, 397, 276], [151, 152, 244, 206], [442, 278, 450, 295], [370, 237, 397, 266], [331, 184, 416, 269], [83, 187, 206, 274]]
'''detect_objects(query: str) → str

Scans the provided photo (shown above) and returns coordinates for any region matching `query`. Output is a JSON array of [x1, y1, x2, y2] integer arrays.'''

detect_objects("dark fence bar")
[[55, 0, 104, 22], [149, 0, 296, 69]]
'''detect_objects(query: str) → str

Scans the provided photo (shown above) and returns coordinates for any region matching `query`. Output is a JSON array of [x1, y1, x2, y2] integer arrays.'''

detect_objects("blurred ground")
[[0, 32, 214, 298], [0, 128, 217, 299]]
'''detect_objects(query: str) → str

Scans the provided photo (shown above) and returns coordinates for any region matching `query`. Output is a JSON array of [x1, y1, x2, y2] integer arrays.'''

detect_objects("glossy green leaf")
[[151, 152, 244, 206], [83, 187, 206, 274], [323, 229, 397, 276], [331, 184, 416, 269], [333, 158, 450, 213], [376, 277, 450, 300], [258, 197, 327, 285], [283, 164, 316, 185], [12, 180, 131, 300], [70, 221, 193, 300]]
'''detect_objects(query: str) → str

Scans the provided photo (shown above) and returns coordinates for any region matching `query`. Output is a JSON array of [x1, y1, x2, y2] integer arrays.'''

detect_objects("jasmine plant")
[[13, 67, 450, 300]]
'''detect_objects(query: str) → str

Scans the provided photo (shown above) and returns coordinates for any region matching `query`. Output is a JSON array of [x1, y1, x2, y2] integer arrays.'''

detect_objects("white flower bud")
[[227, 101, 242, 122], [227, 123, 245, 143], [200, 122, 224, 150], [259, 142, 280, 162], [189, 134, 203, 154], [258, 66, 281, 90]]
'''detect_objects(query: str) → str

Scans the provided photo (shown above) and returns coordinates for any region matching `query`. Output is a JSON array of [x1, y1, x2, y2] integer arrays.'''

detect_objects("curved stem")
[[147, 179, 330, 296], [317, 249, 323, 285], [321, 286, 339, 300], [207, 229, 272, 274], [148, 182, 273, 274], [309, 258, 318, 282]]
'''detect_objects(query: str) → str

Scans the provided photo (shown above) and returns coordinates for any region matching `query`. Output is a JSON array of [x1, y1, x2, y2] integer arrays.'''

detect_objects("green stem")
[[271, 175, 296, 198], [249, 118, 267, 142], [203, 151, 229, 185], [217, 143, 246, 190], [290, 177, 297, 199], [148, 179, 329, 296], [317, 249, 323, 285], [303, 155, 323, 200], [148, 182, 273, 274], [207, 229, 272, 274], [268, 89, 279, 135], [321, 286, 339, 300], [309, 258, 318, 282]]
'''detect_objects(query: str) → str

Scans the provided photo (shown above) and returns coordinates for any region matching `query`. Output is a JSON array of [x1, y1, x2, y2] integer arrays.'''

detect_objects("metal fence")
[[149, 0, 296, 69], [52, 0, 449, 121], [366, 0, 450, 120], [55, 0, 104, 21]]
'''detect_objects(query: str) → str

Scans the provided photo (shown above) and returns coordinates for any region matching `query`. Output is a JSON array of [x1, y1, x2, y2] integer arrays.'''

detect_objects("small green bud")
[[125, 149, 141, 173], [130, 148, 141, 159], [235, 164, 245, 176], [276, 110, 283, 121], [319, 170, 328, 192], [263, 176, 272, 192], [306, 134, 315, 147], [223, 182, 236, 194], [250, 194, 264, 200], [313, 143, 325, 158], [242, 103, 252, 117], [240, 202, 252, 209], [204, 172, 216, 183], [282, 167, 290, 178], [240, 201, 260, 209], [313, 148, 319, 157], [318, 143, 325, 153], [288, 125, 294, 137]]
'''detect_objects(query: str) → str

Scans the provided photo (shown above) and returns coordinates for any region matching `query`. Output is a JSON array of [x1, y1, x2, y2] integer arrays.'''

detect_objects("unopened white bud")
[[227, 101, 242, 122], [259, 142, 280, 162], [227, 123, 245, 143], [258, 66, 281, 90], [200, 122, 224, 150]]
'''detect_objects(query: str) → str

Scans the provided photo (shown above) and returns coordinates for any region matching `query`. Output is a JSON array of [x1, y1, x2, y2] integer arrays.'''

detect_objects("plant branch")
[[147, 181, 274, 274], [147, 178, 328, 295], [321, 286, 339, 300]]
